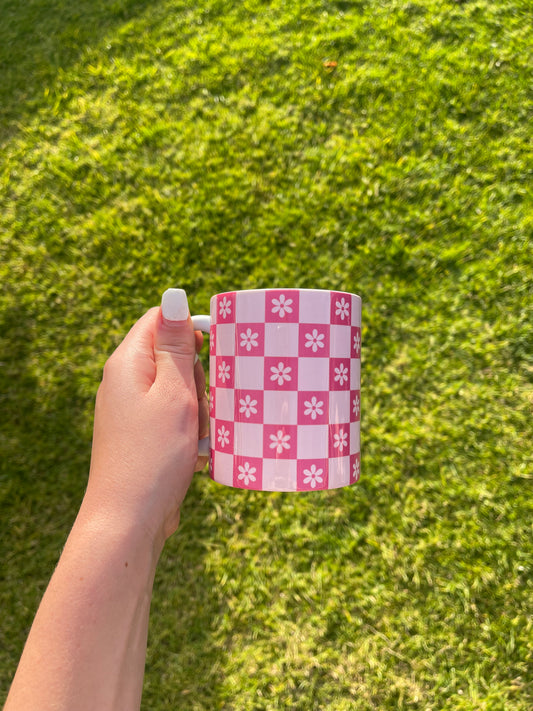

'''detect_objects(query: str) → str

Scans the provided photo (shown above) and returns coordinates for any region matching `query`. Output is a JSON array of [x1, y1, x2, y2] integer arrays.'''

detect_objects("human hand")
[[83, 289, 208, 552]]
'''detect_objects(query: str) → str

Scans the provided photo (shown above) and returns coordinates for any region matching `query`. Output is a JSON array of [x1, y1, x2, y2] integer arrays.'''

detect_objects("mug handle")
[[191, 314, 211, 457]]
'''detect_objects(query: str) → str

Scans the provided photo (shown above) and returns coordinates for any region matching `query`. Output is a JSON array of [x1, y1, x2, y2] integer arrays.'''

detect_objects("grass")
[[1, 0, 532, 708]]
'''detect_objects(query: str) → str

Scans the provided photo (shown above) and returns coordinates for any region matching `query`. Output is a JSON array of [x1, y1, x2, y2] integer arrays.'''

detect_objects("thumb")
[[154, 288, 196, 382]]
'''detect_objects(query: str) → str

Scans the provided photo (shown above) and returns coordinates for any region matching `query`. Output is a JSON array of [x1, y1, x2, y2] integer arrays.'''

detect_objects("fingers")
[[154, 289, 196, 387]]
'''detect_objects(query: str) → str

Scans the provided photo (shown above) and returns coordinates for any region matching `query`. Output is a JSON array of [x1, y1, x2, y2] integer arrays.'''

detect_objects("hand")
[[83, 291, 208, 552]]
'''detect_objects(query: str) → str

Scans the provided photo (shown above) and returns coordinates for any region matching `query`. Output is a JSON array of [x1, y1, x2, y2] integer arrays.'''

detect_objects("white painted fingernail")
[[161, 288, 189, 322]]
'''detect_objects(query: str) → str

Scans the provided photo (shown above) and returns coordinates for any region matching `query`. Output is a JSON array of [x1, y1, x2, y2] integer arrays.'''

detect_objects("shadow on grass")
[[0, 0, 159, 141], [0, 298, 227, 707]]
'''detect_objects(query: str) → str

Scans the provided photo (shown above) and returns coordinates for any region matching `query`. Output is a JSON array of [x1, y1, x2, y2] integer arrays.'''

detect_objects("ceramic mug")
[[191, 288, 361, 492]]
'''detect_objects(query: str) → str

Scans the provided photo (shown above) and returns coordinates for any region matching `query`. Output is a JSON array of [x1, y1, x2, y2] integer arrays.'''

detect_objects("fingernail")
[[161, 288, 189, 323]]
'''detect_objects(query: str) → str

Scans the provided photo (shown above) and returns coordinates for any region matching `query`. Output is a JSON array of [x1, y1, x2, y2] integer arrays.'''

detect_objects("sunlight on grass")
[[1, 0, 532, 709]]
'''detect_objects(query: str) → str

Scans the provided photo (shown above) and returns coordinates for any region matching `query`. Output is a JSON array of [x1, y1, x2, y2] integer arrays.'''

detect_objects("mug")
[[192, 289, 361, 492]]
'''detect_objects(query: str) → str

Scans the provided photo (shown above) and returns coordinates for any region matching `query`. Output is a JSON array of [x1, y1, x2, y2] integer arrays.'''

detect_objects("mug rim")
[[211, 288, 361, 301]]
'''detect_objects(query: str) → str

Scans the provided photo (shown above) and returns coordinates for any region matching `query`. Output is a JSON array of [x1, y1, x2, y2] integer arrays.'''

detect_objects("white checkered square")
[[351, 359, 361, 390], [329, 390, 351, 423], [262, 459, 297, 492], [215, 323, 236, 356], [297, 424, 328, 459], [350, 421, 361, 454], [264, 390, 298, 425], [329, 324, 351, 358], [298, 357, 330, 390], [264, 322, 300, 357], [328, 456, 351, 489], [234, 422, 264, 457], [299, 290, 331, 324], [236, 290, 266, 323], [351, 294, 362, 327], [212, 451, 234, 487], [214, 388, 234, 421], [235, 356, 265, 389]]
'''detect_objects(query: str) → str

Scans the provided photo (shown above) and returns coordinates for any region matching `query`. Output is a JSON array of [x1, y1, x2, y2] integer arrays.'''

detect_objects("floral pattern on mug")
[[297, 459, 328, 491], [215, 356, 234, 389], [233, 456, 263, 490], [263, 424, 298, 459], [298, 323, 330, 357], [236, 323, 265, 356], [234, 390, 264, 424], [351, 326, 361, 358], [330, 291, 351, 325], [329, 423, 350, 458], [264, 357, 298, 391], [216, 292, 236, 323], [266, 290, 299, 323], [214, 420, 234, 453], [330, 358, 350, 391]]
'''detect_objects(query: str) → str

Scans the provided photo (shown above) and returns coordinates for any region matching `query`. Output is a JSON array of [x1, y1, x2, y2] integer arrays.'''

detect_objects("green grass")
[[1, 0, 532, 708]]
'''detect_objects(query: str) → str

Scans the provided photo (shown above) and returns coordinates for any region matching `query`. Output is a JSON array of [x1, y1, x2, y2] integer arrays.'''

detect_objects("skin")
[[4, 306, 209, 711]]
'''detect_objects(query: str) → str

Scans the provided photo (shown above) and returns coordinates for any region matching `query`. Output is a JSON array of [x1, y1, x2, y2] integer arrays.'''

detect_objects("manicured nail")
[[161, 288, 189, 323]]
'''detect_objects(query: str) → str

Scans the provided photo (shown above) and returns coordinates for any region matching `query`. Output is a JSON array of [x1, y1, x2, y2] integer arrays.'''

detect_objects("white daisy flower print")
[[335, 297, 350, 321], [217, 425, 230, 448], [270, 361, 292, 386], [218, 361, 231, 383], [333, 429, 348, 452], [353, 331, 361, 355], [305, 329, 325, 353], [240, 328, 259, 352], [353, 458, 360, 480], [352, 394, 360, 418], [239, 395, 258, 418], [238, 461, 257, 486], [271, 293, 293, 318], [219, 296, 232, 319], [334, 363, 349, 386], [269, 430, 291, 454], [303, 464, 324, 489], [304, 396, 324, 420]]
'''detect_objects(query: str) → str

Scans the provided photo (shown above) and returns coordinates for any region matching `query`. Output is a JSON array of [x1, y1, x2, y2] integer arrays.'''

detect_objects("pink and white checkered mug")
[[191, 289, 361, 492]]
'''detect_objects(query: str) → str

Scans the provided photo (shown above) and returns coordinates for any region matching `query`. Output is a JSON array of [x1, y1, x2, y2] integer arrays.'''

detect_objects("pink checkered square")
[[235, 389, 264, 424], [351, 390, 361, 422], [298, 323, 330, 357], [330, 358, 350, 391], [215, 356, 235, 389], [215, 292, 236, 324], [329, 423, 350, 458], [233, 456, 263, 490], [351, 326, 361, 358], [298, 391, 329, 425], [265, 289, 300, 323], [264, 357, 299, 391], [350, 453, 361, 483], [330, 292, 351, 325], [214, 419, 234, 453], [297, 459, 329, 491], [263, 424, 298, 460], [236, 323, 265, 356]]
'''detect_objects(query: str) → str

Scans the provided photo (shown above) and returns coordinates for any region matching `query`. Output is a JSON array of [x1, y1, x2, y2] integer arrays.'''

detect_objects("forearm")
[[5, 503, 161, 711]]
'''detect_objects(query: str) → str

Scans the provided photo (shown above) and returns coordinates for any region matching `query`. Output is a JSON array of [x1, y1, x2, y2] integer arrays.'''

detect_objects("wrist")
[[75, 494, 165, 574]]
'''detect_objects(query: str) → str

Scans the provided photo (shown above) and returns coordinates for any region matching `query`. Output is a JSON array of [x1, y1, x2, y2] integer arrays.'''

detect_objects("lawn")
[[1, 0, 532, 708]]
